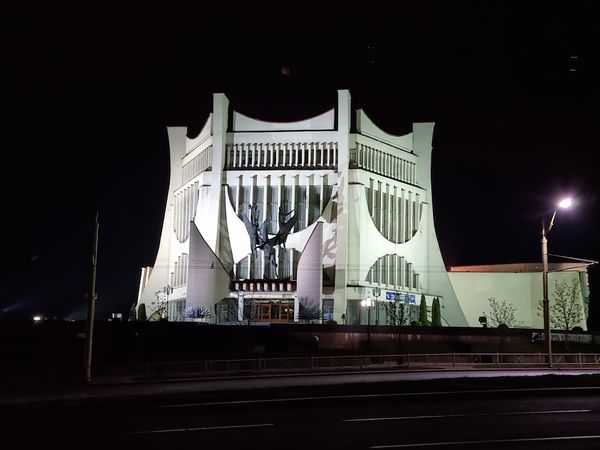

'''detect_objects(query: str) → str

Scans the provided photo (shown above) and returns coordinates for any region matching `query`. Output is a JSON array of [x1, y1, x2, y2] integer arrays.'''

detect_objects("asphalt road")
[[3, 375, 600, 449]]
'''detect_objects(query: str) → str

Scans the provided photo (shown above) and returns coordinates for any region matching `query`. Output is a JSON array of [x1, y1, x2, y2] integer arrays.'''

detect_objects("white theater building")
[[136, 90, 590, 329]]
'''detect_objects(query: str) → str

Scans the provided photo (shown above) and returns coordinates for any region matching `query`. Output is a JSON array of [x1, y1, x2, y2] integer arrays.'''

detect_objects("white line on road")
[[370, 434, 600, 448], [345, 409, 590, 422], [130, 423, 274, 434]]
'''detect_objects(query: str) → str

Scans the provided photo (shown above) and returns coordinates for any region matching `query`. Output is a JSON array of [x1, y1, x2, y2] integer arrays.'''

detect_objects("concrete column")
[[291, 174, 297, 231], [371, 179, 376, 220], [305, 174, 312, 228], [260, 175, 269, 279], [386, 183, 392, 239], [379, 181, 384, 232], [206, 93, 229, 254], [320, 174, 326, 213], [393, 186, 399, 242], [294, 142, 300, 167], [400, 257, 405, 288], [400, 189, 405, 243], [408, 191, 414, 240], [251, 175, 257, 207], [236, 175, 242, 213], [334, 89, 351, 323]]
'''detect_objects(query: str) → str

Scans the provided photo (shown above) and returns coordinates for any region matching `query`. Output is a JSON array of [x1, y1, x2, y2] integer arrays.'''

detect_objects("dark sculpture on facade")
[[240, 205, 299, 278]]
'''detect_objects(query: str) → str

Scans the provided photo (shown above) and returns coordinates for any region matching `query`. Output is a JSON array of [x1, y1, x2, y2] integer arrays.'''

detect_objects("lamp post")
[[162, 285, 173, 321], [541, 197, 572, 367], [84, 211, 99, 384], [372, 287, 381, 325], [360, 297, 374, 349]]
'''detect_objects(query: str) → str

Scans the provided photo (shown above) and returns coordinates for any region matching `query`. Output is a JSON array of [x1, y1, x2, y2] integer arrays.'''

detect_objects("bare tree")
[[538, 279, 584, 331], [486, 298, 519, 328], [149, 290, 167, 321]]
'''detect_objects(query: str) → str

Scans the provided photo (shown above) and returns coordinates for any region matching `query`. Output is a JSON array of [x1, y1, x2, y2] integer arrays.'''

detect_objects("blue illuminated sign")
[[384, 291, 416, 303]]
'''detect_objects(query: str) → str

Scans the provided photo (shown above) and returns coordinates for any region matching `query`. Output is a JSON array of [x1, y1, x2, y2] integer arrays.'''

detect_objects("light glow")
[[360, 298, 374, 308], [558, 198, 573, 209]]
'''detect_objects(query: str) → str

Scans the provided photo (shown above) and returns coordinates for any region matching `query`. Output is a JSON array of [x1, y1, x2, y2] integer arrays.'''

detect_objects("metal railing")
[[95, 352, 600, 381]]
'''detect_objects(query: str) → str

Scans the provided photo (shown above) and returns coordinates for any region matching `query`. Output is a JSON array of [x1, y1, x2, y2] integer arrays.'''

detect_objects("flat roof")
[[448, 262, 589, 273]]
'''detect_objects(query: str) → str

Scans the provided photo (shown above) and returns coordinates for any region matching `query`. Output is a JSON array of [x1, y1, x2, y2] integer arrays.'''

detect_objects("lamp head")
[[558, 198, 572, 209]]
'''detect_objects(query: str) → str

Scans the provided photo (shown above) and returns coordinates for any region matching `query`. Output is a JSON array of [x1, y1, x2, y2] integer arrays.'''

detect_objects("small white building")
[[449, 263, 590, 330], [136, 90, 590, 329]]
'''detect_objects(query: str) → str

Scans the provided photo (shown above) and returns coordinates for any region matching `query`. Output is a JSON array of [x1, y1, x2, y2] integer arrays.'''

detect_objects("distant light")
[[360, 298, 374, 308], [281, 66, 290, 76], [33, 315, 42, 322], [558, 198, 572, 209]]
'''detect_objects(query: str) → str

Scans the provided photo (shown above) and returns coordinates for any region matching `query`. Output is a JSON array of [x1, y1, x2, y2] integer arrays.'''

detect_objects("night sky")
[[4, 3, 599, 321]]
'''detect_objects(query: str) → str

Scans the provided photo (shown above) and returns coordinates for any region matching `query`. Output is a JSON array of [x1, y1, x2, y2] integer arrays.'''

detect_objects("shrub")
[[419, 295, 429, 326], [183, 306, 211, 319], [137, 303, 147, 321], [431, 297, 442, 326]]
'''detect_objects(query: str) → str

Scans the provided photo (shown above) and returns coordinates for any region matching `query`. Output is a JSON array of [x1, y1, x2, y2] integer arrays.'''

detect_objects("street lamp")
[[372, 287, 381, 325], [541, 197, 572, 367], [360, 297, 374, 348], [163, 285, 173, 321]]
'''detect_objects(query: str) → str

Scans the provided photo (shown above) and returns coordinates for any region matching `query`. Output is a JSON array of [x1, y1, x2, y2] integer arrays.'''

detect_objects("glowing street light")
[[361, 297, 374, 349], [558, 198, 572, 209], [541, 197, 572, 367]]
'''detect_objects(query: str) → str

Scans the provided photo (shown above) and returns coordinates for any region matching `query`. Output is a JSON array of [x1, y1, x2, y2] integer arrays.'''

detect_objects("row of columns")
[[226, 142, 338, 169], [369, 255, 418, 291], [233, 173, 333, 280], [182, 146, 213, 184], [173, 181, 199, 243], [171, 253, 188, 288], [357, 143, 416, 184], [368, 179, 421, 244]]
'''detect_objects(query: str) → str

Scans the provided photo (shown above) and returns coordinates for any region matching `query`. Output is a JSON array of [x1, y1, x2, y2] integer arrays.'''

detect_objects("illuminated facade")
[[136, 90, 589, 329]]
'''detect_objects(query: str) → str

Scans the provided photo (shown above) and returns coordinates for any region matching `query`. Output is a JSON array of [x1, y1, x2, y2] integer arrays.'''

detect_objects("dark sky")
[[3, 2, 599, 320]]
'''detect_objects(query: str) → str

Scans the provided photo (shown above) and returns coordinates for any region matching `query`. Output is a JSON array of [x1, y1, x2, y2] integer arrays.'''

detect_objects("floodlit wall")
[[449, 270, 588, 330]]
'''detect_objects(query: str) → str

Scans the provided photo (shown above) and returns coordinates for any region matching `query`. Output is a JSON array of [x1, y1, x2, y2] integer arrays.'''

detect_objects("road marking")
[[345, 409, 590, 422], [161, 386, 600, 408], [131, 423, 274, 434], [370, 434, 600, 448]]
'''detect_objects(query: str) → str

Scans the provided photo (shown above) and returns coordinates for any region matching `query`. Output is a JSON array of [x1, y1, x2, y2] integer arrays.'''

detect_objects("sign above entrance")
[[384, 291, 416, 303]]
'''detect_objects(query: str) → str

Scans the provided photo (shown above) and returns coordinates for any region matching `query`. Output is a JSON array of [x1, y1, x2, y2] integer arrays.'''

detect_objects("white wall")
[[449, 271, 588, 330]]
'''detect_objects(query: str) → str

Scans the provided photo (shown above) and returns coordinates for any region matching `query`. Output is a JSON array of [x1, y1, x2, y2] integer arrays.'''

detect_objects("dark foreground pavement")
[[2, 369, 600, 450]]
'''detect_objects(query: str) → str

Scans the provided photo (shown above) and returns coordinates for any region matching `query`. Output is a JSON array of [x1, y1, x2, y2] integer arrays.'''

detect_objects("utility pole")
[[541, 221, 551, 367], [84, 211, 99, 384], [540, 198, 572, 368]]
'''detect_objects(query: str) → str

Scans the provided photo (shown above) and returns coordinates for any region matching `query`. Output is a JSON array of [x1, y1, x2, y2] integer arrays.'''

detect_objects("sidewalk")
[[2, 368, 600, 406]]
